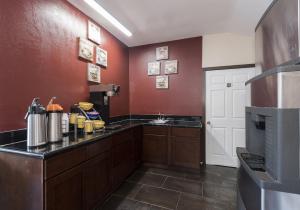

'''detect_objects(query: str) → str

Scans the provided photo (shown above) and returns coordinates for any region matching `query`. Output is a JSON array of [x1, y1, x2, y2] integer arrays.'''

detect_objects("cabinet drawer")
[[45, 147, 86, 179], [86, 138, 112, 160], [171, 127, 200, 138], [143, 125, 168, 135]]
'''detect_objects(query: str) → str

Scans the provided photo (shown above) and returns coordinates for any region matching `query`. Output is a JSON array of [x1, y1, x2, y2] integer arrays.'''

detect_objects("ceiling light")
[[84, 0, 132, 37]]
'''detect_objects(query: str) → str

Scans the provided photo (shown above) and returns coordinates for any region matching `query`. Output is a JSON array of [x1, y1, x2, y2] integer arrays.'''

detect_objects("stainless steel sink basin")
[[149, 119, 169, 124]]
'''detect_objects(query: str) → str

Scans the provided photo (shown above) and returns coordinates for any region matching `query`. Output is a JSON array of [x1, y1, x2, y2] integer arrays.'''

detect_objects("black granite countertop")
[[0, 119, 202, 159]]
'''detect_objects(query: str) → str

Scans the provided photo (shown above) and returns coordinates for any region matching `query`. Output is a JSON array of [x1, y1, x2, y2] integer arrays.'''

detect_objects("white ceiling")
[[68, 0, 273, 47]]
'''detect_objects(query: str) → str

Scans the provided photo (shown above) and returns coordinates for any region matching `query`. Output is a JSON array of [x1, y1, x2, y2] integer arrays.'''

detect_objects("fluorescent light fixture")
[[84, 0, 132, 37]]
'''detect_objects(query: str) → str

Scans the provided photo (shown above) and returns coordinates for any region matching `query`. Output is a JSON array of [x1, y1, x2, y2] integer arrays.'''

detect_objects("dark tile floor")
[[100, 165, 237, 210]]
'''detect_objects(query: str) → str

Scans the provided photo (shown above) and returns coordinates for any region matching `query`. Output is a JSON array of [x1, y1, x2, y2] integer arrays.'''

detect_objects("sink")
[[149, 119, 169, 124]]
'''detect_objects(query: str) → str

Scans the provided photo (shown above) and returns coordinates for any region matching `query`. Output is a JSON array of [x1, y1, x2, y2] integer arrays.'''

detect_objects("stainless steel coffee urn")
[[25, 98, 47, 147], [47, 97, 63, 142]]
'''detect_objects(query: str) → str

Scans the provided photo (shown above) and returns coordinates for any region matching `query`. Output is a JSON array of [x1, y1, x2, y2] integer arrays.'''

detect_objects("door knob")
[[207, 121, 213, 128]]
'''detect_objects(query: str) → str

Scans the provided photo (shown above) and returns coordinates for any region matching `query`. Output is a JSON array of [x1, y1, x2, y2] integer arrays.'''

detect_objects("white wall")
[[202, 33, 255, 68]]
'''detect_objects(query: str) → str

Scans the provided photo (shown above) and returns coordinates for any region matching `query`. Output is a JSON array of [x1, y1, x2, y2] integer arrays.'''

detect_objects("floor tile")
[[101, 195, 168, 210], [101, 196, 137, 210], [137, 165, 153, 173], [106, 166, 237, 210], [127, 171, 166, 187], [201, 165, 237, 181], [149, 168, 186, 178], [135, 185, 180, 209], [162, 177, 203, 195], [113, 181, 142, 199], [185, 171, 223, 184], [185, 171, 237, 189], [203, 182, 236, 203], [177, 193, 233, 210]]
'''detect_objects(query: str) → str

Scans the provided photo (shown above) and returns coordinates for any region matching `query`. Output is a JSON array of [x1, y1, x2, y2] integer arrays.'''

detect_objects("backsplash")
[[0, 129, 26, 146]]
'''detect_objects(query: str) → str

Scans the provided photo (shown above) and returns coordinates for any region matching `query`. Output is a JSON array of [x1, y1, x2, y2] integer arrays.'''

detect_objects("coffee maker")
[[89, 84, 120, 124]]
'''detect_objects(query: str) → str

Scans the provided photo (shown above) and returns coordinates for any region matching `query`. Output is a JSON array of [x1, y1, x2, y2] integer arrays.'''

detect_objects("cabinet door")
[[112, 138, 134, 167], [45, 166, 83, 210], [133, 126, 143, 166], [171, 136, 200, 169], [143, 134, 168, 165], [83, 152, 111, 210], [112, 137, 135, 189]]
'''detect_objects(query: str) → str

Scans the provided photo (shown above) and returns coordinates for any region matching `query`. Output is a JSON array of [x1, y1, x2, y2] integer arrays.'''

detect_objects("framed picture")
[[96, 47, 108, 67], [148, 62, 160, 75], [156, 76, 169, 89], [87, 63, 101, 83], [88, 20, 101, 44], [78, 38, 94, 62], [156, 46, 168, 60], [164, 60, 178, 74]]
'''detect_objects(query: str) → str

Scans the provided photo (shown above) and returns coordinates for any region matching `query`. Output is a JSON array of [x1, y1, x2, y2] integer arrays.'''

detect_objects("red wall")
[[0, 0, 129, 131], [129, 37, 203, 116]]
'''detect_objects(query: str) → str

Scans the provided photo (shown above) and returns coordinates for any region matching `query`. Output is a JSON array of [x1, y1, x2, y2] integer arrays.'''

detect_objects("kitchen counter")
[[0, 119, 202, 159]]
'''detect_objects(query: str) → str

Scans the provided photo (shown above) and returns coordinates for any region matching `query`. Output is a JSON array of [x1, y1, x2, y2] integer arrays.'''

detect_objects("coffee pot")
[[25, 98, 47, 147], [47, 97, 63, 143]]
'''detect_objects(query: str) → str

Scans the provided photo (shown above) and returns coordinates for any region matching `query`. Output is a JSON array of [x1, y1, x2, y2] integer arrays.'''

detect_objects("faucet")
[[158, 113, 165, 121]]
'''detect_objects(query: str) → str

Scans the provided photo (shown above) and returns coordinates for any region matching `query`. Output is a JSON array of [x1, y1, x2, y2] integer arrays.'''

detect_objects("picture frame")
[[87, 63, 101, 83], [164, 60, 178, 74], [78, 38, 94, 62], [156, 46, 168, 60], [88, 20, 101, 44], [156, 76, 169, 89], [96, 47, 108, 67], [148, 62, 160, 75]]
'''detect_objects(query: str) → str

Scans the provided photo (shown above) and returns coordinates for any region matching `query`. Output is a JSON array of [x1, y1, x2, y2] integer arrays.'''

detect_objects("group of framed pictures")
[[78, 20, 108, 84], [148, 46, 178, 89]]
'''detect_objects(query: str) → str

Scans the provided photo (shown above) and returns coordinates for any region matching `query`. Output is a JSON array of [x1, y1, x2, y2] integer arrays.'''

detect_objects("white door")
[[205, 68, 255, 167]]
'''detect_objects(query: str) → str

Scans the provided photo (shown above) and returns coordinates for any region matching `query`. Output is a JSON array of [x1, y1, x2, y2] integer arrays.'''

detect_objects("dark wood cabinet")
[[45, 165, 84, 210], [44, 147, 86, 180], [133, 126, 143, 166], [41, 127, 139, 210], [171, 137, 200, 169], [83, 152, 111, 210], [170, 127, 201, 169], [111, 130, 135, 190], [143, 126, 168, 165], [143, 125, 202, 170], [0, 124, 203, 210], [143, 134, 168, 164]]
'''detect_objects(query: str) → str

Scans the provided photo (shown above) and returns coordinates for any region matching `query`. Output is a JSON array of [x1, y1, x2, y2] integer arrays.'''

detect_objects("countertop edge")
[[0, 120, 202, 159]]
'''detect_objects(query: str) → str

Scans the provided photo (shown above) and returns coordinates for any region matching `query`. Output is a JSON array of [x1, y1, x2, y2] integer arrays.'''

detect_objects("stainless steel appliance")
[[255, 0, 300, 73], [238, 1, 300, 209], [248, 65, 300, 108], [237, 107, 300, 210], [25, 98, 47, 147], [47, 97, 63, 143]]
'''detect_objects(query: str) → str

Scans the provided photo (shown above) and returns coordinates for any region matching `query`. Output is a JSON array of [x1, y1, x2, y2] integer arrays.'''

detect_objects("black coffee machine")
[[89, 84, 120, 124]]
